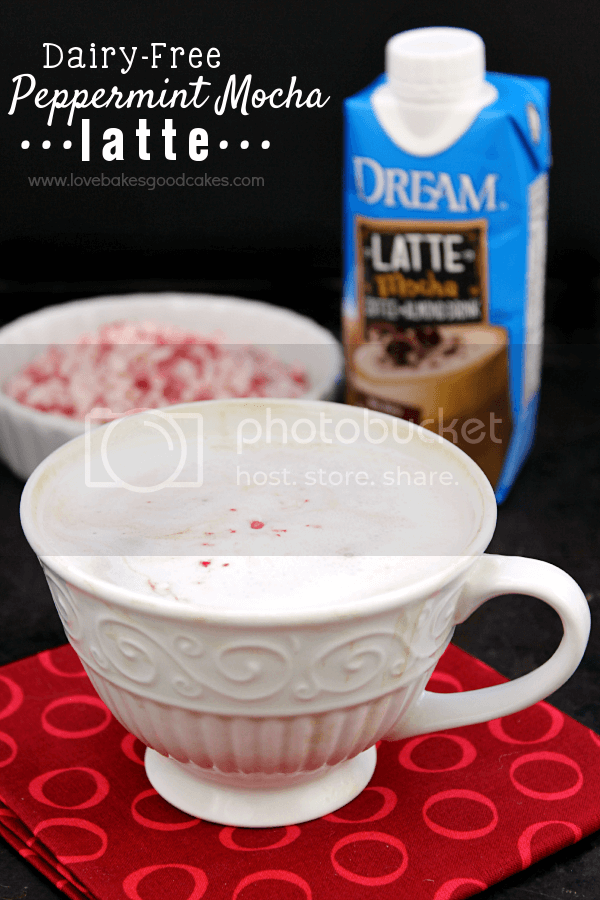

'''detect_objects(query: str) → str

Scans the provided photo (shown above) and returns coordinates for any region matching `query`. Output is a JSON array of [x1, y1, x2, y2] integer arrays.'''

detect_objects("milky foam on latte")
[[32, 403, 484, 611]]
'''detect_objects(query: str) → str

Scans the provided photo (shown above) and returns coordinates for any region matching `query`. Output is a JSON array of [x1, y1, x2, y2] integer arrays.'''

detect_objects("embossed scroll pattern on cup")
[[42, 564, 461, 715]]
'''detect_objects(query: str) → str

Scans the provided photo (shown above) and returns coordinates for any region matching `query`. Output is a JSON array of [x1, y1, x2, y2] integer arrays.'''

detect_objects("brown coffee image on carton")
[[347, 323, 512, 487]]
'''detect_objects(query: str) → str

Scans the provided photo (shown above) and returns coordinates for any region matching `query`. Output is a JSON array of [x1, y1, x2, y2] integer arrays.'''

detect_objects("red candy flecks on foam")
[[1, 643, 600, 900], [4, 320, 309, 421]]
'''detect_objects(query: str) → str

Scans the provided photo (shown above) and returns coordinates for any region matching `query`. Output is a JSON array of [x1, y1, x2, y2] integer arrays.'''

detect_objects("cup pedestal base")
[[145, 745, 377, 828]]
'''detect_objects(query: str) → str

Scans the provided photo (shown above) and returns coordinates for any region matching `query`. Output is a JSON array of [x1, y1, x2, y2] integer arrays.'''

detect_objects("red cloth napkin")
[[1, 643, 599, 900]]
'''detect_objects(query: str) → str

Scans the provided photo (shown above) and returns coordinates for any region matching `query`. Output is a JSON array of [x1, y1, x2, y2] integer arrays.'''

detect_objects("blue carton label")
[[343, 72, 550, 501]]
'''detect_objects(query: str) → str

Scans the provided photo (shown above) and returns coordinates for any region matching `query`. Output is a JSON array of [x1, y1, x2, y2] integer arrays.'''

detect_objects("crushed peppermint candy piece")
[[4, 319, 309, 421]]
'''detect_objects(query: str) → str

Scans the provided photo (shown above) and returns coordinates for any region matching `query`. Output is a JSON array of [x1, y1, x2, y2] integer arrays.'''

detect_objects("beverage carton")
[[343, 27, 550, 499]]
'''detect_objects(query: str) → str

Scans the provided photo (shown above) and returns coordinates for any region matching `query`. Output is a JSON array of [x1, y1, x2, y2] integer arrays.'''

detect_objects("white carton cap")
[[386, 27, 487, 104]]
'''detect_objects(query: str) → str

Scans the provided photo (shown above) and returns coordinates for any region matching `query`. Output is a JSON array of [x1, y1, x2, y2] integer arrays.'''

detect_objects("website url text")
[[27, 172, 264, 190]]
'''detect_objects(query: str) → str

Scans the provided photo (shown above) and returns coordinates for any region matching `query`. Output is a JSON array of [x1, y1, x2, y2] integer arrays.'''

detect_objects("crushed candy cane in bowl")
[[5, 320, 310, 419], [0, 293, 342, 479]]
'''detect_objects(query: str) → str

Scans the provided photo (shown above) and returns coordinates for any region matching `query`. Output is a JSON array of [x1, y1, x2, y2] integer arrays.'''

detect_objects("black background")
[[1, 0, 600, 338]]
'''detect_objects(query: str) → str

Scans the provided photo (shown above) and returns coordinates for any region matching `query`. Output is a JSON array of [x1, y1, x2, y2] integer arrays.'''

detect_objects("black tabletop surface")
[[0, 292, 598, 900]]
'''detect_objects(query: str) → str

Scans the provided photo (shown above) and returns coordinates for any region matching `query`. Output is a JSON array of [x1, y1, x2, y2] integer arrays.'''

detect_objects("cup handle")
[[383, 555, 591, 741]]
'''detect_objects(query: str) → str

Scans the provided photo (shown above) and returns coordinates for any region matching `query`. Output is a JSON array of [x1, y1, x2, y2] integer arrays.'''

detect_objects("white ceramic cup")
[[20, 399, 590, 827]]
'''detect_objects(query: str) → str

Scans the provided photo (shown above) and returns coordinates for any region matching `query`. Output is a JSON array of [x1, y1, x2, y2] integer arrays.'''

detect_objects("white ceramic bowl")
[[0, 293, 343, 480]]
